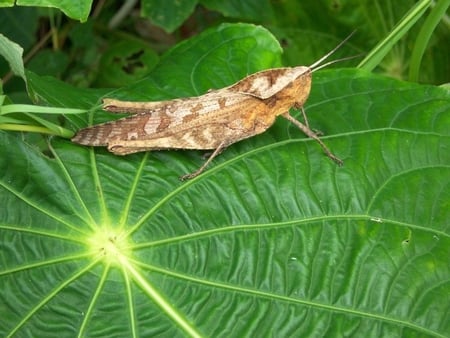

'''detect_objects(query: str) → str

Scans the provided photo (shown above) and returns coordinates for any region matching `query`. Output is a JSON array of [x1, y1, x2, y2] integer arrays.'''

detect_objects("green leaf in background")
[[0, 33, 26, 83], [201, 0, 276, 22], [91, 23, 283, 105], [1, 23, 449, 336], [26, 49, 69, 78], [0, 0, 93, 22], [141, 0, 198, 33], [95, 39, 159, 88], [201, 0, 449, 85], [408, 0, 450, 82], [357, 0, 432, 72], [0, 6, 39, 51]]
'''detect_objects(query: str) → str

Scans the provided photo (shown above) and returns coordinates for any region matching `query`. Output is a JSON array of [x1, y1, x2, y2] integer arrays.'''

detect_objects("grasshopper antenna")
[[309, 31, 362, 72]]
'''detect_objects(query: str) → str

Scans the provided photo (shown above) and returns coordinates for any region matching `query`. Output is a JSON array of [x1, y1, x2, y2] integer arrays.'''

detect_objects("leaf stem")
[[0, 123, 74, 138], [0, 104, 86, 138], [0, 104, 86, 115], [358, 0, 432, 71], [408, 0, 450, 81]]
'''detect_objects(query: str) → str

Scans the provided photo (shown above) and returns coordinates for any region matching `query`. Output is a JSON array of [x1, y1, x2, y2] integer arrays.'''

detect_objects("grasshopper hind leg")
[[180, 141, 228, 181]]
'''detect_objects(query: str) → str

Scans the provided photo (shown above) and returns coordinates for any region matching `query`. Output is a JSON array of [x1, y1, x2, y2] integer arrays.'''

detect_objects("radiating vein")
[[78, 261, 111, 337], [118, 153, 149, 230], [7, 259, 100, 337], [49, 140, 98, 228], [89, 149, 110, 224], [122, 258, 203, 338], [0, 180, 89, 236], [133, 259, 445, 338]]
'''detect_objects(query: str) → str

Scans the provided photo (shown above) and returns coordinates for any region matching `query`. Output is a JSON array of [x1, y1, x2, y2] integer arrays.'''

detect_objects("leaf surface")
[[141, 0, 198, 33], [0, 33, 25, 82], [1, 23, 449, 337], [15, 0, 92, 22]]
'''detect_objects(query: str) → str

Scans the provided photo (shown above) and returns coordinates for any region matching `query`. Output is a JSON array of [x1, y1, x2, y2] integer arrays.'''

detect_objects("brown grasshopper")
[[72, 33, 356, 180]]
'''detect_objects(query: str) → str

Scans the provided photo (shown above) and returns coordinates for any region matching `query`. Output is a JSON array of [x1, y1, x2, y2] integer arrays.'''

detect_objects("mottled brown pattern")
[[218, 97, 227, 109], [183, 111, 199, 124], [264, 96, 277, 108], [190, 103, 204, 113], [156, 114, 172, 132]]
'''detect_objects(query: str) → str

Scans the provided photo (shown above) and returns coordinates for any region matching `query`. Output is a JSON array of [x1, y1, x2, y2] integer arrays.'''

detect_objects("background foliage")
[[0, 0, 449, 337]]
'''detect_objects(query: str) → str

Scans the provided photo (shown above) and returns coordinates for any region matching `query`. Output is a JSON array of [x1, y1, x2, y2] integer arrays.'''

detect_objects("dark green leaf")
[[27, 49, 69, 77], [0, 6, 39, 50], [141, 0, 198, 33], [201, 0, 275, 22], [14, 0, 92, 22], [95, 39, 159, 87]]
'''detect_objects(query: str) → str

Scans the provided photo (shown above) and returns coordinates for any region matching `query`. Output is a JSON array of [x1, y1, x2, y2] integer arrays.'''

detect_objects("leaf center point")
[[89, 228, 131, 266]]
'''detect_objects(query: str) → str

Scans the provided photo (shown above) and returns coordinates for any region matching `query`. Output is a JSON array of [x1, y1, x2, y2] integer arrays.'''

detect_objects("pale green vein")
[[307, 81, 447, 110], [306, 223, 326, 298], [350, 227, 394, 311], [134, 259, 445, 338], [48, 140, 98, 228], [409, 278, 450, 321], [89, 148, 110, 225], [129, 214, 449, 251], [0, 252, 93, 276], [0, 224, 87, 244], [0, 180, 89, 236], [7, 259, 100, 337], [202, 129, 443, 189], [122, 258, 203, 338], [366, 165, 450, 214], [118, 153, 149, 230], [123, 136, 322, 237], [125, 128, 446, 238], [382, 249, 429, 318], [78, 261, 111, 337], [122, 266, 137, 338]]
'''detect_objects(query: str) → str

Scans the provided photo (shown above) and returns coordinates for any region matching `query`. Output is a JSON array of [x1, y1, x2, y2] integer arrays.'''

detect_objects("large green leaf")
[[1, 23, 449, 337]]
